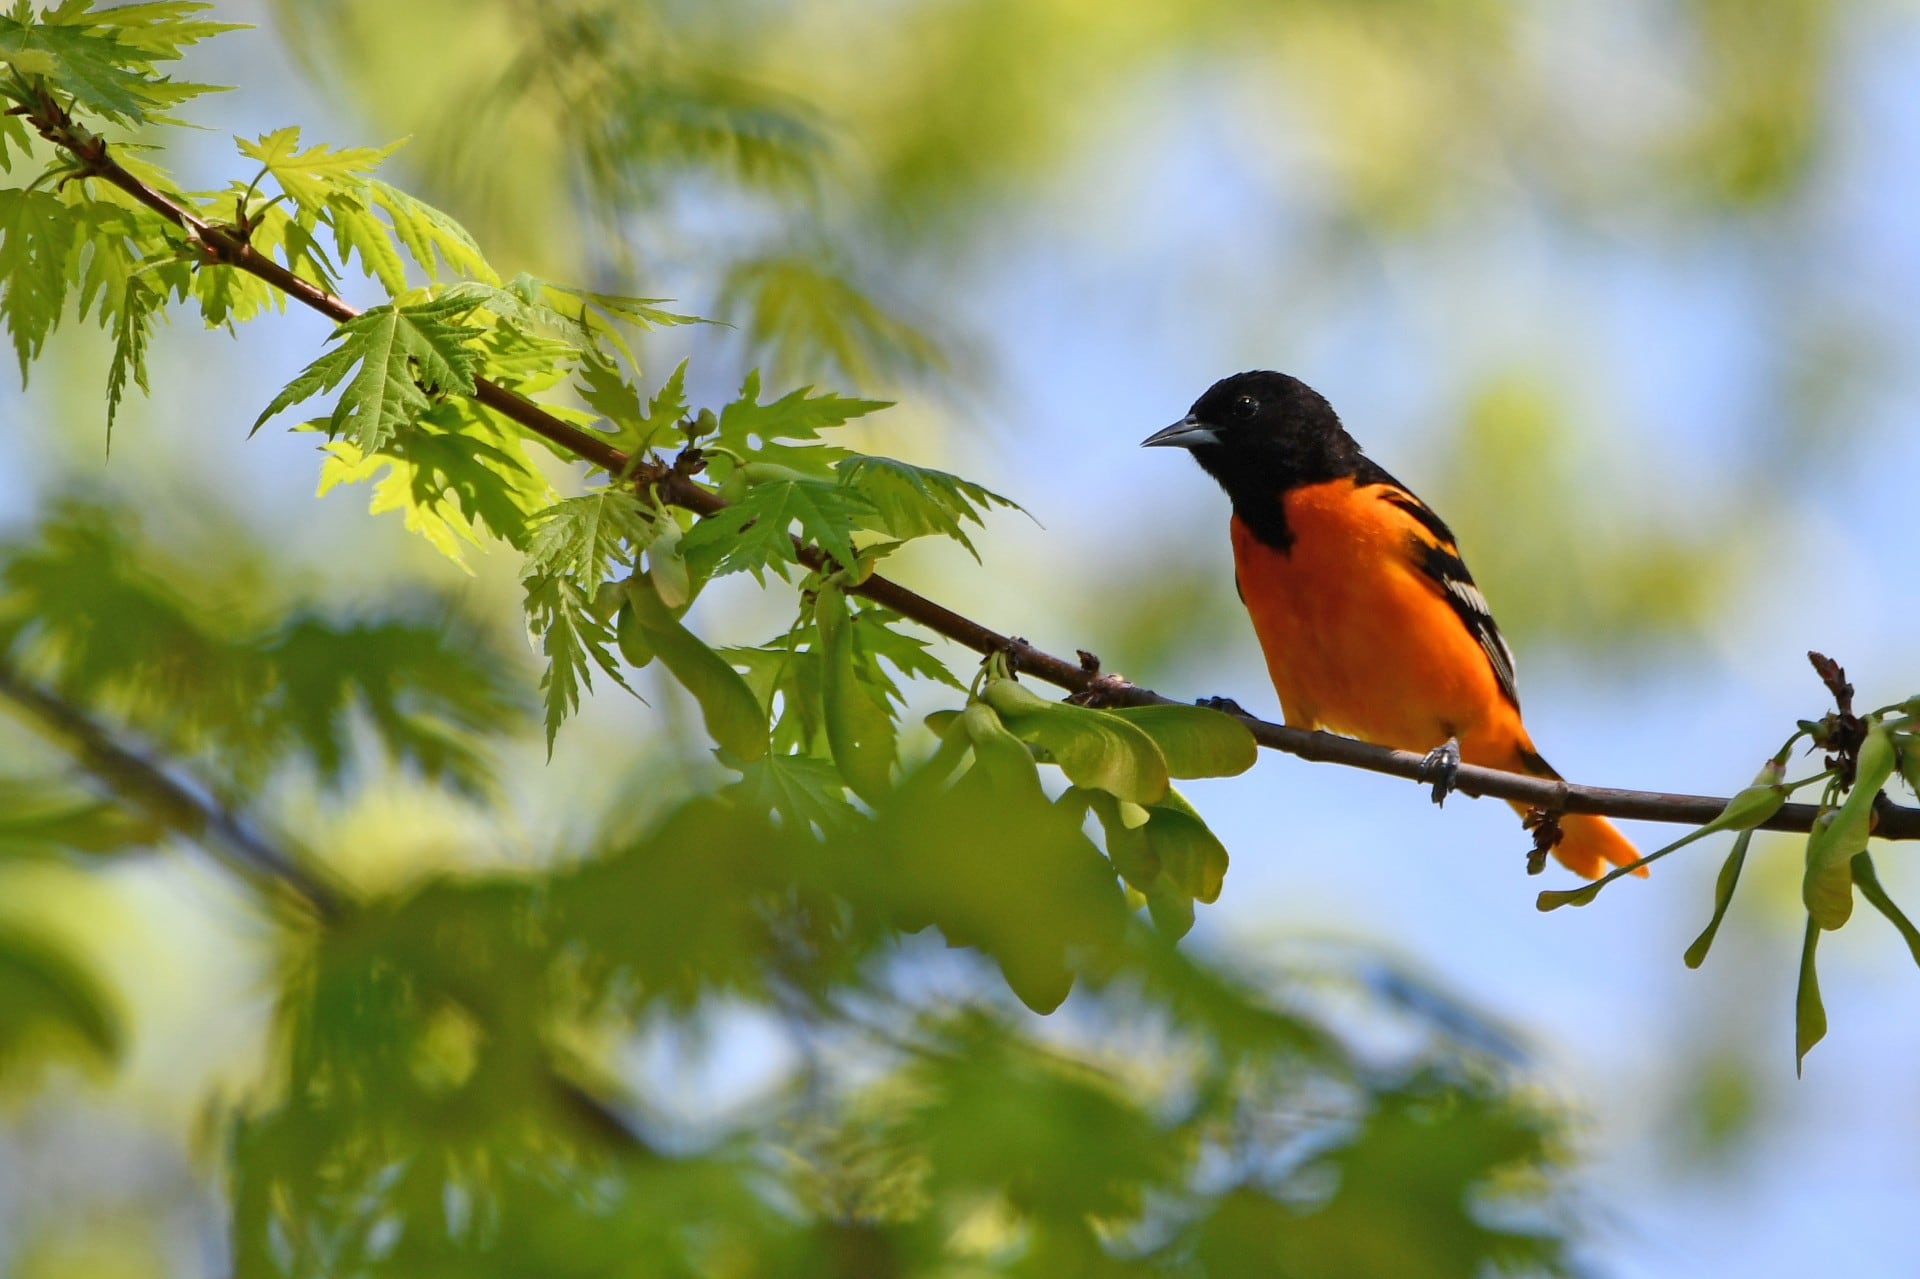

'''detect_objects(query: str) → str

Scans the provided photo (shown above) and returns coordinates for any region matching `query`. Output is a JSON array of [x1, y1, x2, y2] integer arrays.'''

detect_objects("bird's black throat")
[[1185, 427, 1370, 553]]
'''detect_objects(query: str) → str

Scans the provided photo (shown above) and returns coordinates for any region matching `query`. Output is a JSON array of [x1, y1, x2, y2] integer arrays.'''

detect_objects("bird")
[[1142, 369, 1639, 880]]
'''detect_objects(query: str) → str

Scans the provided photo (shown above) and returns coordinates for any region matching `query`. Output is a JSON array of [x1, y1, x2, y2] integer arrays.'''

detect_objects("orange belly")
[[1230, 488, 1524, 765]]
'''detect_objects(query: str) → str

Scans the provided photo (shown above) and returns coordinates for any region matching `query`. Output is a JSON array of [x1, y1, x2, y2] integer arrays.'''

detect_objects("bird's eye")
[[1232, 394, 1259, 420]]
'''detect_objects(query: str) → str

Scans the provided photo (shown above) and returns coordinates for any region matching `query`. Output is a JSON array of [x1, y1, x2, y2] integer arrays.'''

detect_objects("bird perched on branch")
[[1144, 370, 1638, 879]]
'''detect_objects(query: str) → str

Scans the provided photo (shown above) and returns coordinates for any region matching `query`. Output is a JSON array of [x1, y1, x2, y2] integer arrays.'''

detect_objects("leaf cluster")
[[1537, 684, 1920, 1072], [230, 789, 1575, 1279], [0, 498, 528, 797], [0, 15, 1597, 1273]]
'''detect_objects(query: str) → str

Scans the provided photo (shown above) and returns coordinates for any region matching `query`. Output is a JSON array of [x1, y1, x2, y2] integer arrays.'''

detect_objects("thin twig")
[[26, 100, 1920, 844]]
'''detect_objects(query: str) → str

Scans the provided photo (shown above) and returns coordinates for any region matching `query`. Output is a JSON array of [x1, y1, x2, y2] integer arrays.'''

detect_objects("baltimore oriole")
[[1144, 370, 1639, 880]]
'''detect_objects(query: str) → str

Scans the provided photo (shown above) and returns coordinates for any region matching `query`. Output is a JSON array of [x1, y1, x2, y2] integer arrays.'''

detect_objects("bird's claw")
[[1418, 736, 1461, 807], [1522, 809, 1563, 876], [1196, 695, 1249, 717]]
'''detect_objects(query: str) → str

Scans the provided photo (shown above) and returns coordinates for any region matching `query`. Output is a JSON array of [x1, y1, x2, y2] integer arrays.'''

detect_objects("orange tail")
[[1502, 746, 1641, 879]]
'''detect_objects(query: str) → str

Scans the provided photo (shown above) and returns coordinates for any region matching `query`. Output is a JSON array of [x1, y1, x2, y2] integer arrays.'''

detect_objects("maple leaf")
[[237, 127, 397, 216], [254, 295, 481, 455], [715, 369, 890, 450]]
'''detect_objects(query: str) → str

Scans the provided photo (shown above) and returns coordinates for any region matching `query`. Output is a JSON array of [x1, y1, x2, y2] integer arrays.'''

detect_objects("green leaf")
[[815, 586, 895, 802], [613, 600, 654, 670], [838, 456, 1022, 558], [1851, 852, 1920, 969], [1146, 876, 1198, 941], [314, 401, 551, 563], [455, 276, 698, 383], [851, 607, 965, 698], [0, 187, 75, 379], [523, 572, 625, 750], [678, 476, 873, 580], [1535, 881, 1604, 912], [0, 107, 31, 171], [265, 610, 526, 796], [254, 295, 481, 454], [1109, 704, 1258, 779], [1803, 723, 1895, 929], [715, 369, 891, 451], [524, 489, 655, 583], [368, 179, 498, 284], [724, 637, 823, 754], [576, 289, 701, 331], [327, 190, 407, 295], [104, 270, 161, 435], [724, 749, 854, 832], [879, 701, 1127, 1012], [1540, 757, 1798, 913], [0, 6, 224, 124], [236, 127, 396, 215], [1794, 915, 1825, 1075], [1142, 789, 1230, 904], [0, 920, 119, 1072], [581, 357, 688, 457], [1080, 785, 1230, 920], [1077, 787, 1160, 891], [980, 678, 1170, 805], [718, 251, 946, 385], [1683, 830, 1753, 969], [626, 575, 768, 761]]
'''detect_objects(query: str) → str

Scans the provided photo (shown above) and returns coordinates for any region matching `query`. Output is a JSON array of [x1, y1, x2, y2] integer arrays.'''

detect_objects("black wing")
[[1364, 470, 1522, 711]]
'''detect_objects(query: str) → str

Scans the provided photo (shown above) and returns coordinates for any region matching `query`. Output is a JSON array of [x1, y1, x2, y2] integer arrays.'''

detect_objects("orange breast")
[[1230, 481, 1518, 757]]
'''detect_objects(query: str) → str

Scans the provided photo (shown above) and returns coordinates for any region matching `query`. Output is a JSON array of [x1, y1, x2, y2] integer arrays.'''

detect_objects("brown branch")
[[29, 98, 1920, 846]]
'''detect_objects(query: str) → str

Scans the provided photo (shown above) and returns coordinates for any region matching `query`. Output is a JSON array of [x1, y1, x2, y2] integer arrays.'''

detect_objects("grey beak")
[[1140, 414, 1219, 449]]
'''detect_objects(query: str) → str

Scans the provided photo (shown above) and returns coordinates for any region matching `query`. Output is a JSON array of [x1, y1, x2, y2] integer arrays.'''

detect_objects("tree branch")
[[0, 659, 346, 918], [29, 101, 1920, 845], [0, 656, 653, 1152]]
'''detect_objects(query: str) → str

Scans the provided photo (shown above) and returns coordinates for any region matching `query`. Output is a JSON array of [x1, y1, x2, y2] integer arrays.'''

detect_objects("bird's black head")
[[1142, 371, 1363, 503]]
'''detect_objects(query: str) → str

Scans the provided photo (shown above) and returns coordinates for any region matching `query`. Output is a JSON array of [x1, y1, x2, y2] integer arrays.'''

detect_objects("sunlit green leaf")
[[236, 126, 396, 215], [0, 3, 232, 124], [368, 178, 498, 283], [1109, 703, 1257, 779], [0, 187, 75, 379], [254, 294, 482, 454], [980, 678, 1169, 805]]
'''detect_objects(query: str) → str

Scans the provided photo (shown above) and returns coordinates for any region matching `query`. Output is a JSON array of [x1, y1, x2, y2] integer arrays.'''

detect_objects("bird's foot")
[[1196, 695, 1250, 717], [1522, 809, 1564, 876], [1418, 736, 1461, 807]]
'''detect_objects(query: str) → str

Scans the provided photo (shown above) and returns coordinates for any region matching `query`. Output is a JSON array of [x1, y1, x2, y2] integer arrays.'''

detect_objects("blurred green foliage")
[[0, 0, 1913, 1275]]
